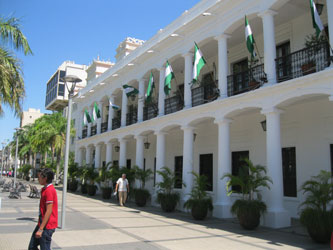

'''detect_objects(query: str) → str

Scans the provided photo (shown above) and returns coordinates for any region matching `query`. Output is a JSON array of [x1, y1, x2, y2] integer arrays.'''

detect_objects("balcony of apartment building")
[[45, 70, 67, 111], [77, 0, 332, 140]]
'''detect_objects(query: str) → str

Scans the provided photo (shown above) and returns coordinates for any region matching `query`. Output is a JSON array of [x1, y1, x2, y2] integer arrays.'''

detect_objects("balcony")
[[82, 127, 87, 139], [165, 95, 183, 115], [192, 81, 219, 107], [143, 102, 158, 121], [276, 42, 330, 83], [112, 118, 121, 130], [126, 110, 138, 126], [91, 125, 97, 136], [101, 122, 108, 133]]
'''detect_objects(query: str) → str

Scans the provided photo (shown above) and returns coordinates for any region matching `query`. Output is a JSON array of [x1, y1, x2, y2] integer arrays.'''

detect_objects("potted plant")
[[156, 166, 184, 212], [67, 162, 79, 192], [84, 165, 99, 196], [301, 33, 326, 75], [184, 172, 213, 220], [20, 164, 32, 181], [222, 159, 272, 230], [133, 165, 153, 207], [98, 162, 112, 199], [299, 170, 333, 243]]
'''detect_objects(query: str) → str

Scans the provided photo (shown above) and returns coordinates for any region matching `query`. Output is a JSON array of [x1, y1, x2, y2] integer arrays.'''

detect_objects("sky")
[[0, 0, 201, 145]]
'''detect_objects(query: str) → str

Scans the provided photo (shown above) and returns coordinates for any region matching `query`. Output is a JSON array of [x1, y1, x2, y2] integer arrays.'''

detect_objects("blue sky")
[[0, 0, 200, 145]]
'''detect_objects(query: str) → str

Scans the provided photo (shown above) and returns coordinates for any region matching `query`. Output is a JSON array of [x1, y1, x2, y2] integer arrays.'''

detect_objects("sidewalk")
[[0, 178, 330, 250]]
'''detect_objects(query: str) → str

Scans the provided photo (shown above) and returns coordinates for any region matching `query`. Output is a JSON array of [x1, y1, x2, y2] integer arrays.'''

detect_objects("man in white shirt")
[[115, 173, 129, 206]]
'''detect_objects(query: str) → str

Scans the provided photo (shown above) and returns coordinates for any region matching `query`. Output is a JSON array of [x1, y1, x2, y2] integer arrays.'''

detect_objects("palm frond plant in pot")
[[222, 158, 272, 230], [156, 166, 184, 212], [98, 162, 113, 199], [184, 172, 213, 220], [78, 164, 88, 194], [84, 165, 99, 196], [67, 162, 79, 192], [299, 170, 333, 243], [133, 165, 153, 207]]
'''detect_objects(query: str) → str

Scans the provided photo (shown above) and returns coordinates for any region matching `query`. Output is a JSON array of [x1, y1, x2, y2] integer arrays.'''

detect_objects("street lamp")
[[1, 140, 8, 179], [60, 75, 82, 229], [14, 128, 23, 188]]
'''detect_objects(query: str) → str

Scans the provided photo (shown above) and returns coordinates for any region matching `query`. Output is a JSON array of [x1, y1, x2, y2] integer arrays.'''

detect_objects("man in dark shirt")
[[28, 168, 58, 250]]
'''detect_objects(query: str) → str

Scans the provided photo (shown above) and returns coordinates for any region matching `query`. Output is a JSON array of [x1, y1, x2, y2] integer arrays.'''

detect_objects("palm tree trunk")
[[44, 151, 47, 164], [51, 146, 54, 164], [56, 152, 60, 185], [29, 152, 32, 165]]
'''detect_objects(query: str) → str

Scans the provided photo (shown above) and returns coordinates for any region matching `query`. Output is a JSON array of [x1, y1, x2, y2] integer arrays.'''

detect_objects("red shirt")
[[39, 183, 58, 229]]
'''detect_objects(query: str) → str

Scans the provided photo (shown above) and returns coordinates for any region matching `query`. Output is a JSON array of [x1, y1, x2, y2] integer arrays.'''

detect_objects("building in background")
[[20, 108, 44, 127]]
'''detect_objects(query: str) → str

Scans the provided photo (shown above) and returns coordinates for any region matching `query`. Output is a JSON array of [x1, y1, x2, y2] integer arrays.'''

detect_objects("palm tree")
[[0, 16, 32, 116]]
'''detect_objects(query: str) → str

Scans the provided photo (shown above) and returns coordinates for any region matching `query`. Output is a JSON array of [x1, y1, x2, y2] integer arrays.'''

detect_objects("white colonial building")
[[72, 0, 333, 228]]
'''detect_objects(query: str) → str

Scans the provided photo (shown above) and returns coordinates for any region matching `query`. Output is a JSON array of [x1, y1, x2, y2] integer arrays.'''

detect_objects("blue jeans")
[[28, 225, 55, 250]]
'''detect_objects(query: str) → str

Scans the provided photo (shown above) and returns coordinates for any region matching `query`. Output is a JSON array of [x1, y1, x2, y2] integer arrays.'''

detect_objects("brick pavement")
[[0, 177, 330, 250]]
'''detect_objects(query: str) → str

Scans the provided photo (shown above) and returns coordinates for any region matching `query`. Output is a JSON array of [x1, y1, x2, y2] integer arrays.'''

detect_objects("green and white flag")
[[123, 84, 139, 97], [109, 99, 120, 110], [84, 108, 92, 124], [92, 102, 101, 122], [146, 72, 155, 103], [164, 60, 174, 95], [310, 0, 324, 37], [245, 16, 256, 58], [193, 42, 206, 82], [83, 111, 87, 126]]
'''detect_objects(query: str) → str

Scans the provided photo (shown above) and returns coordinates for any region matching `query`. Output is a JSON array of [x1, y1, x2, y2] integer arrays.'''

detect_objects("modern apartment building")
[[45, 61, 88, 111], [72, 0, 333, 228]]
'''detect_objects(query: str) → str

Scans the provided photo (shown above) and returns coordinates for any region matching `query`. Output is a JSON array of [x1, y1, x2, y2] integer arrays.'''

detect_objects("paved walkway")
[[0, 177, 330, 250]]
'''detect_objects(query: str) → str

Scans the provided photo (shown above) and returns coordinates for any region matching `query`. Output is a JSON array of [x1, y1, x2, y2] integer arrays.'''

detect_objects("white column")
[[261, 107, 290, 228], [94, 144, 101, 169], [108, 95, 115, 131], [97, 102, 103, 134], [138, 79, 145, 122], [86, 146, 91, 165], [215, 34, 230, 99], [77, 148, 83, 166], [183, 53, 193, 109], [121, 90, 128, 127], [327, 0, 333, 58], [135, 135, 144, 169], [158, 67, 165, 116], [259, 10, 277, 85], [119, 138, 127, 167], [214, 118, 233, 218], [79, 110, 84, 139], [181, 126, 194, 202], [105, 141, 113, 165], [155, 131, 166, 184]]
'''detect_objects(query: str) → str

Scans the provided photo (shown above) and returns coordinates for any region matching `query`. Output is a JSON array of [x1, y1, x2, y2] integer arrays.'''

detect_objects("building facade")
[[72, 0, 333, 228]]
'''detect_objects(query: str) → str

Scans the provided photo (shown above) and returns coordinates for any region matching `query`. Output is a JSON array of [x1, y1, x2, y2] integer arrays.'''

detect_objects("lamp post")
[[60, 75, 82, 229], [13, 128, 23, 187], [1, 140, 8, 179]]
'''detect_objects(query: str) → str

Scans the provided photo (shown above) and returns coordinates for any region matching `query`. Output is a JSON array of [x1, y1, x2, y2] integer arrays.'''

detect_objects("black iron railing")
[[91, 125, 97, 136], [112, 118, 121, 130], [126, 111, 137, 126], [165, 95, 183, 115], [192, 81, 219, 107], [275, 42, 330, 83], [101, 122, 108, 133], [143, 102, 158, 121], [82, 127, 87, 139], [227, 63, 266, 97]]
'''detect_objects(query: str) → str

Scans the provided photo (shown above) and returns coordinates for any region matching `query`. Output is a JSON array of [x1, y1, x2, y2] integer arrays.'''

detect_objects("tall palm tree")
[[0, 16, 32, 116]]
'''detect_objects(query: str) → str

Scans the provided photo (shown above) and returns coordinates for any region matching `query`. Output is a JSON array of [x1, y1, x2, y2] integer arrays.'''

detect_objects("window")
[[232, 59, 249, 94], [126, 159, 131, 169], [276, 41, 291, 82], [282, 147, 297, 197], [59, 70, 66, 82], [58, 84, 65, 96], [199, 154, 213, 191], [143, 158, 146, 171], [174, 156, 183, 189], [232, 151, 249, 192], [330, 144, 333, 176], [113, 160, 119, 167]]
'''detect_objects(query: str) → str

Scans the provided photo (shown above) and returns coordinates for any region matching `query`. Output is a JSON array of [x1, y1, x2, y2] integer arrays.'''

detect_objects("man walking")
[[115, 173, 129, 206], [28, 168, 58, 250]]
